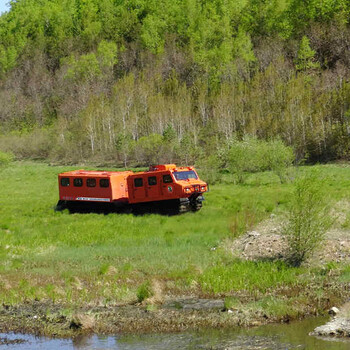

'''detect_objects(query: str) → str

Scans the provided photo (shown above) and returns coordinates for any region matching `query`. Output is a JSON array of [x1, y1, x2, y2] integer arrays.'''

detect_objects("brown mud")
[[0, 291, 345, 339], [0, 299, 266, 338]]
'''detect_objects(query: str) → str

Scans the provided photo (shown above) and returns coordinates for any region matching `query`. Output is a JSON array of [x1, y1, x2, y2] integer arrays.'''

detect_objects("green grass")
[[224, 295, 304, 318], [0, 162, 350, 308], [200, 260, 304, 293]]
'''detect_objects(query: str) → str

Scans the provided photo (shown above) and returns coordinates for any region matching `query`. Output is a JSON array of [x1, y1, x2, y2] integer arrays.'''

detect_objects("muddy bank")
[[0, 298, 307, 338]]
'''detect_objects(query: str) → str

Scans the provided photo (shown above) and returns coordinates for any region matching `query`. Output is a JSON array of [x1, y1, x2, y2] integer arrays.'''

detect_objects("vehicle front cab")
[[170, 166, 208, 199]]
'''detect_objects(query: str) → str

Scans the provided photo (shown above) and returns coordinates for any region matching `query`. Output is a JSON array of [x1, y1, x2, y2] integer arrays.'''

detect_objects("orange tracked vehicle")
[[57, 164, 207, 213]]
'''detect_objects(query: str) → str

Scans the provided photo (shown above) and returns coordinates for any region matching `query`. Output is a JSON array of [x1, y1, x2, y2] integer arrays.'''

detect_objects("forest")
[[1, 0, 350, 166]]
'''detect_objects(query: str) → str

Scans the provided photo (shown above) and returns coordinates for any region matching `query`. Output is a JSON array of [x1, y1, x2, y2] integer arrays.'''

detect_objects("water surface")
[[1, 317, 349, 349]]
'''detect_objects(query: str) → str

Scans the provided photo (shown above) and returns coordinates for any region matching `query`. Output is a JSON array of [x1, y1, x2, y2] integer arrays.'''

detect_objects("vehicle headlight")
[[201, 186, 206, 191], [185, 187, 191, 193]]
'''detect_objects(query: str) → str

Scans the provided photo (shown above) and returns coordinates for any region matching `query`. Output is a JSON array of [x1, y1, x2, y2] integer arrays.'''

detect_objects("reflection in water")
[[0, 317, 349, 349]]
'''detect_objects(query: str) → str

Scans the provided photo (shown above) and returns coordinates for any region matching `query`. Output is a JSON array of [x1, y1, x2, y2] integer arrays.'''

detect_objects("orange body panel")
[[58, 165, 207, 205], [58, 170, 133, 203]]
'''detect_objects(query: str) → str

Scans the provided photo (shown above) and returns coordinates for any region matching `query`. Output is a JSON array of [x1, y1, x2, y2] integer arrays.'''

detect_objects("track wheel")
[[190, 198, 203, 212], [179, 203, 188, 214], [55, 200, 67, 211]]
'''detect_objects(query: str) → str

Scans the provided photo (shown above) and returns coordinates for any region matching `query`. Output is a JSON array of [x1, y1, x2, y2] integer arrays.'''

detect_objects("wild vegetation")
[[283, 172, 331, 266], [1, 1, 350, 165], [1, 162, 350, 335]]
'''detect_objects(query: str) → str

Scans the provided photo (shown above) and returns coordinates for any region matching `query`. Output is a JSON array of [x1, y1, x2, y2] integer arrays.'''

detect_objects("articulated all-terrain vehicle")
[[57, 164, 207, 214]]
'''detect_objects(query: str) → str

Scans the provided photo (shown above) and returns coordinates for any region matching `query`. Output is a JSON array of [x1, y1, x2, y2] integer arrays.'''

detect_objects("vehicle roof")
[[59, 170, 133, 177], [59, 165, 196, 178], [130, 165, 195, 177]]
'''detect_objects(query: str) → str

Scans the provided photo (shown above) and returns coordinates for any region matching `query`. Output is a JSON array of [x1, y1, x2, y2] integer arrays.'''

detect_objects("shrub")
[[136, 281, 153, 303], [227, 137, 258, 183], [266, 139, 294, 183], [227, 136, 294, 183], [283, 172, 331, 267], [197, 154, 222, 184], [0, 150, 13, 169], [0, 130, 53, 160]]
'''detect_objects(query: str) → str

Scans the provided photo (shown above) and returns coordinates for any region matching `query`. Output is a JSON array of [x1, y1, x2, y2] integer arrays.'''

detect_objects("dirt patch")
[[226, 213, 350, 264], [226, 215, 287, 261]]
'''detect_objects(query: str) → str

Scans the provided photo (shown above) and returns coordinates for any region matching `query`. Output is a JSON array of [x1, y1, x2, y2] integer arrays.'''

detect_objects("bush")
[[136, 281, 153, 303], [266, 139, 294, 183], [283, 172, 331, 267], [0, 150, 13, 168], [227, 136, 294, 183], [0, 130, 53, 160], [227, 137, 257, 183], [197, 154, 222, 184]]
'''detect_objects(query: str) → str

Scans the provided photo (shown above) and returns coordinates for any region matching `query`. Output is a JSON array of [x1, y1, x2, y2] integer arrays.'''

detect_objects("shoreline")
[[0, 298, 329, 338]]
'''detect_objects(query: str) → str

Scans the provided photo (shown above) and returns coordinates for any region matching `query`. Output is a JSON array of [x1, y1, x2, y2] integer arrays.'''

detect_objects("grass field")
[[1, 162, 350, 321]]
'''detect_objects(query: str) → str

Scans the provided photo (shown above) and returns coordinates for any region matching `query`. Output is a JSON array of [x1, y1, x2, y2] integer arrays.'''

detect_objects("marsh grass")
[[225, 295, 302, 318], [200, 260, 303, 294], [0, 162, 349, 310]]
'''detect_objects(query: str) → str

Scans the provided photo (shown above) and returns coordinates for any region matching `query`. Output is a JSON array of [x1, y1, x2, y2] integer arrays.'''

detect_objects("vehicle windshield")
[[173, 170, 198, 181]]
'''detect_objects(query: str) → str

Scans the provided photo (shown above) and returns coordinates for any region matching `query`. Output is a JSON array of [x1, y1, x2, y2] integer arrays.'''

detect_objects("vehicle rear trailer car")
[[57, 164, 208, 214]]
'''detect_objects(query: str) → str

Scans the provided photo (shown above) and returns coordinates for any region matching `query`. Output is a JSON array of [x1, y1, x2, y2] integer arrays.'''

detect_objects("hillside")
[[1, 0, 350, 165]]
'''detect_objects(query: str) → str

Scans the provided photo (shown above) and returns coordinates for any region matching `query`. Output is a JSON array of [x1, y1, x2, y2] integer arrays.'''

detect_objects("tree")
[[295, 36, 320, 71], [135, 134, 164, 165]]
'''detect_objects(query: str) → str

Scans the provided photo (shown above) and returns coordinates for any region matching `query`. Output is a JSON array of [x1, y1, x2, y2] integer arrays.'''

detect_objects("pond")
[[1, 316, 349, 349]]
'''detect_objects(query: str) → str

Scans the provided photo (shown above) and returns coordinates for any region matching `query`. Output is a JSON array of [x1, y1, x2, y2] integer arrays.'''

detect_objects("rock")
[[329, 307, 340, 316], [227, 309, 233, 314], [247, 231, 260, 237], [311, 317, 350, 338], [165, 298, 225, 311]]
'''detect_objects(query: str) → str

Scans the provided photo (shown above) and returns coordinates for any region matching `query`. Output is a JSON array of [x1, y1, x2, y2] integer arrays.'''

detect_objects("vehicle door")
[[146, 175, 160, 199], [160, 172, 175, 198], [132, 176, 146, 201]]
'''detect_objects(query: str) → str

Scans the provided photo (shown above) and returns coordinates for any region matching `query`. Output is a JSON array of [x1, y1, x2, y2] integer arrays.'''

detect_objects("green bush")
[[266, 139, 294, 183], [227, 137, 294, 183], [227, 137, 256, 184], [0, 150, 13, 168], [197, 155, 222, 184], [136, 281, 153, 303], [283, 172, 331, 267], [0, 130, 53, 160]]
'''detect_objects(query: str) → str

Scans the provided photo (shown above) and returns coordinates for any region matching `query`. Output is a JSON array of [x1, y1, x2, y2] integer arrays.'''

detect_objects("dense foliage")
[[1, 0, 350, 165]]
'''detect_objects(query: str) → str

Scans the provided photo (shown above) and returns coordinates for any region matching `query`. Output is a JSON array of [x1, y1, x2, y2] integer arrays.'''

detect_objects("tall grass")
[[200, 260, 303, 294]]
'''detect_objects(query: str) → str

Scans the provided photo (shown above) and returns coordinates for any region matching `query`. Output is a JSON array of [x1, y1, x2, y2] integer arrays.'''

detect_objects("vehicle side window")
[[134, 178, 143, 187], [86, 178, 96, 187], [61, 178, 70, 187], [148, 176, 157, 186], [163, 174, 173, 183], [73, 178, 83, 187], [99, 179, 110, 188]]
